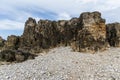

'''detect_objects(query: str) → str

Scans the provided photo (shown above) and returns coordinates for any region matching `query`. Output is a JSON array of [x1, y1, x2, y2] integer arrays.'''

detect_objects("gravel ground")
[[0, 46, 120, 80]]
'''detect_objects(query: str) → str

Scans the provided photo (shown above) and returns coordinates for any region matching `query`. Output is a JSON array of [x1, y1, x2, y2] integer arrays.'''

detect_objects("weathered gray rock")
[[106, 22, 120, 47]]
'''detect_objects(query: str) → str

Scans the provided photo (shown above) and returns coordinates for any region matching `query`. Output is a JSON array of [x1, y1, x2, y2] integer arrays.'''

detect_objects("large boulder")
[[106, 22, 120, 47], [71, 11, 109, 53]]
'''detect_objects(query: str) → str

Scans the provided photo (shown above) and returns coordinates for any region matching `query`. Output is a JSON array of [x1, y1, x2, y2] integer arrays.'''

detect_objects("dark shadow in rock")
[[0, 50, 37, 62]]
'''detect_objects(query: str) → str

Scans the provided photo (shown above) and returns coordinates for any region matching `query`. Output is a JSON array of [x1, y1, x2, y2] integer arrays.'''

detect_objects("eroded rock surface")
[[72, 12, 109, 53], [106, 22, 120, 47], [0, 36, 5, 50], [20, 17, 81, 53], [0, 49, 36, 62], [3, 35, 20, 50], [1, 11, 120, 54]]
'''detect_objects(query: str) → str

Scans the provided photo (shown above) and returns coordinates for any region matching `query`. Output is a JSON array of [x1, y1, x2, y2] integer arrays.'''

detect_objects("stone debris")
[[0, 46, 119, 80]]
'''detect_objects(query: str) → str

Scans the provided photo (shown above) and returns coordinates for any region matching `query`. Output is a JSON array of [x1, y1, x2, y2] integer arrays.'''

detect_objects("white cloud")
[[57, 12, 71, 20], [0, 0, 120, 29], [75, 0, 97, 4], [0, 0, 120, 38], [0, 19, 24, 30], [1, 0, 120, 15], [92, 0, 120, 11]]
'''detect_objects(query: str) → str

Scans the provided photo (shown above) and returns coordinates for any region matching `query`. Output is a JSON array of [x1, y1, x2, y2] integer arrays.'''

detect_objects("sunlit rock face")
[[72, 12, 109, 53], [106, 22, 120, 47]]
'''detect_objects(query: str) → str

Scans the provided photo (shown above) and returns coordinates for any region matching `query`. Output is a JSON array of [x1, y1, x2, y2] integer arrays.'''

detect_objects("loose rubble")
[[0, 46, 120, 80]]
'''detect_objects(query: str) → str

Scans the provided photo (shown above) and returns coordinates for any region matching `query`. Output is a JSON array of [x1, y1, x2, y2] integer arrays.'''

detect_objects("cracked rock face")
[[106, 22, 120, 47]]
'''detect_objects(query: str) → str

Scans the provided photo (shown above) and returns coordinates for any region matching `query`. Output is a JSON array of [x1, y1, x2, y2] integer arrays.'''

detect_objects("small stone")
[[6, 76, 10, 79], [108, 76, 115, 80]]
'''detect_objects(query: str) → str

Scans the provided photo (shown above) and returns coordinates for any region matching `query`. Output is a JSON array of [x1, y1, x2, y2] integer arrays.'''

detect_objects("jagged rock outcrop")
[[0, 34, 36, 62], [57, 18, 81, 46], [20, 17, 81, 53], [0, 36, 5, 50], [20, 18, 61, 53], [36, 20, 60, 48], [2, 11, 120, 54], [16, 11, 110, 53], [71, 12, 109, 53], [3, 35, 20, 50], [106, 22, 120, 47], [19, 18, 38, 52]]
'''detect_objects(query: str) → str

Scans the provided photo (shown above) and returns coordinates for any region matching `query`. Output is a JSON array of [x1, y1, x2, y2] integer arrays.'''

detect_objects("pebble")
[[0, 46, 119, 80]]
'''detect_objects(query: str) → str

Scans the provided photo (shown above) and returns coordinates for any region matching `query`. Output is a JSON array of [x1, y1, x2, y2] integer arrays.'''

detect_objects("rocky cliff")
[[1, 11, 120, 53]]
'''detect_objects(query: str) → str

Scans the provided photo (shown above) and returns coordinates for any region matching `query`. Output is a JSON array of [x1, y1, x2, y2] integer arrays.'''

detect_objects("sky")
[[0, 0, 120, 39]]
